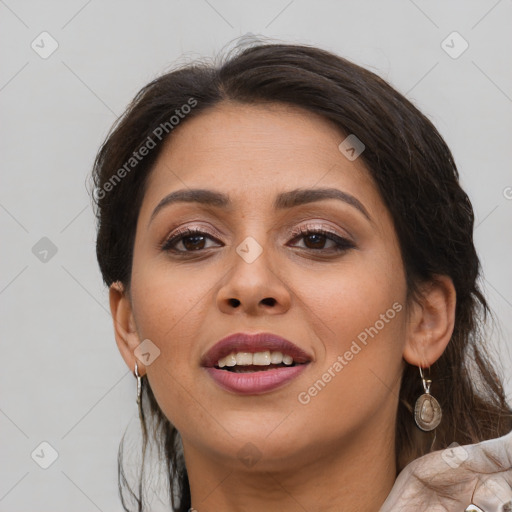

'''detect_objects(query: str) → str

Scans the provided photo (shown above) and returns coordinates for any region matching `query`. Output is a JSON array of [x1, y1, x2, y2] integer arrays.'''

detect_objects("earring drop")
[[414, 366, 442, 431], [134, 362, 142, 406]]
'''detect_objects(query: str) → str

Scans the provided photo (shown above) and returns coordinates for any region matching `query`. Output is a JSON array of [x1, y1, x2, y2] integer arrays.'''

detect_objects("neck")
[[183, 420, 397, 512]]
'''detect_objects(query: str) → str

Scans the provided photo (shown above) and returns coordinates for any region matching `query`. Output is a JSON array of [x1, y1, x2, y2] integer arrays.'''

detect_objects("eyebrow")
[[148, 187, 372, 226]]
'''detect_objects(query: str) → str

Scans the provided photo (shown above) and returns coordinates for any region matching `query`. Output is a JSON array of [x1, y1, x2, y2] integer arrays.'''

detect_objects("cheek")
[[130, 261, 213, 370], [302, 248, 406, 349], [131, 256, 213, 332], [130, 264, 214, 429], [296, 250, 406, 414]]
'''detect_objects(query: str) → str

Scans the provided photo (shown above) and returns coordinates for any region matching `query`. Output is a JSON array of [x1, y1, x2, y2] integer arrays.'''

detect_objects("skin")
[[110, 101, 456, 512]]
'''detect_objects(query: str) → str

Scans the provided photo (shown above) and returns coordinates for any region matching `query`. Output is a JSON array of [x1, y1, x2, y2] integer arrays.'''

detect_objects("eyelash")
[[160, 224, 355, 255]]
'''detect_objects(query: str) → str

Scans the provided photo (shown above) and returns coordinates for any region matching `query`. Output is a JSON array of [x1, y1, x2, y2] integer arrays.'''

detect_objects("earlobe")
[[109, 281, 145, 376], [403, 275, 456, 367]]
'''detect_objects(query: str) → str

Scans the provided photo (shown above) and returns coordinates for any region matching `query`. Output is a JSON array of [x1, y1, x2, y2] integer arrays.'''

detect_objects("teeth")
[[235, 352, 253, 365], [282, 354, 293, 365], [270, 351, 283, 364], [217, 351, 295, 368], [225, 353, 237, 367], [253, 351, 271, 365], [217, 354, 237, 368]]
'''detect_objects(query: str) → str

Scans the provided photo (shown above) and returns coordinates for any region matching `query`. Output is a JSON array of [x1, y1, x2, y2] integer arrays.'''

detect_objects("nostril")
[[228, 298, 240, 307]]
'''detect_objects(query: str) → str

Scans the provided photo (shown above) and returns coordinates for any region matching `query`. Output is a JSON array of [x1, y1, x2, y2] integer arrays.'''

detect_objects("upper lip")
[[201, 332, 313, 368]]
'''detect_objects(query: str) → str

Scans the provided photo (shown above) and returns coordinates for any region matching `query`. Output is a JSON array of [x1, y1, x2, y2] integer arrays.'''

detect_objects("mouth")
[[201, 332, 312, 394], [214, 350, 306, 373]]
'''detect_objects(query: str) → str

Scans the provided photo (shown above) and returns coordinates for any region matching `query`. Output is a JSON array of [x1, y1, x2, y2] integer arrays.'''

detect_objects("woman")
[[90, 41, 512, 511]]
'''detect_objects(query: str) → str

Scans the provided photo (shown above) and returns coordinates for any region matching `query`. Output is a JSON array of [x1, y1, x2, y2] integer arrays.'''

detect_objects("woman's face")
[[122, 101, 411, 471]]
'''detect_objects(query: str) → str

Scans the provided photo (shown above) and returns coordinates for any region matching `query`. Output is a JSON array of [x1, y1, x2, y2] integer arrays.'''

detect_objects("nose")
[[215, 238, 292, 316]]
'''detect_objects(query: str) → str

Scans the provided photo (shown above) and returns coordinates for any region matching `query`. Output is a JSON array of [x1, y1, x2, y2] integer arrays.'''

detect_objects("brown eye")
[[162, 228, 222, 253], [301, 232, 331, 249], [181, 234, 207, 251], [288, 228, 355, 252]]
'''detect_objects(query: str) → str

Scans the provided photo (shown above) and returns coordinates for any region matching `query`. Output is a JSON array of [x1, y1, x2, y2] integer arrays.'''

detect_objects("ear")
[[109, 281, 145, 377], [402, 274, 456, 368]]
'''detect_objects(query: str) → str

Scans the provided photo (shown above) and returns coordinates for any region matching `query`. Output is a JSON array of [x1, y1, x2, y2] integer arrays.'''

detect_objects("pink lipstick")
[[201, 332, 312, 395]]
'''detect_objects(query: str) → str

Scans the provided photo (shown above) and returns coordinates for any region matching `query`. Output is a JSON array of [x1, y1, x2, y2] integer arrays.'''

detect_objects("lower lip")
[[203, 364, 309, 395]]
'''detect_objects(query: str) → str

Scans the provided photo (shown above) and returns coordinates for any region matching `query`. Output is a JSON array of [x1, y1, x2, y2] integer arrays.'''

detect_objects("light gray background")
[[1, 1, 511, 510]]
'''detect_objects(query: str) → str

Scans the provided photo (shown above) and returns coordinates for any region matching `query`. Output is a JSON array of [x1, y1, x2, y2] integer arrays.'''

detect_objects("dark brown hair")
[[90, 40, 512, 511]]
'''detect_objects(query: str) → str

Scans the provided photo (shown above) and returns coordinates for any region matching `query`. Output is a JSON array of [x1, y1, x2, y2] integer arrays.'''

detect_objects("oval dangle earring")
[[414, 366, 442, 431]]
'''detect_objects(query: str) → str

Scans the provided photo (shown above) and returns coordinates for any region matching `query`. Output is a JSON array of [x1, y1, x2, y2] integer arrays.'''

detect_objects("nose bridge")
[[232, 229, 274, 287], [232, 205, 280, 269], [232, 206, 271, 261]]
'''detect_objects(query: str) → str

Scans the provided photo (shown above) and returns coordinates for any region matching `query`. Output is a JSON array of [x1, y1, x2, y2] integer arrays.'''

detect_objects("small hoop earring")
[[134, 362, 143, 406], [414, 365, 442, 431]]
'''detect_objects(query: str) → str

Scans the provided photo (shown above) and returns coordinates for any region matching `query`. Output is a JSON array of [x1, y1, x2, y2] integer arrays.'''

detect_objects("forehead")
[[139, 101, 382, 218]]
